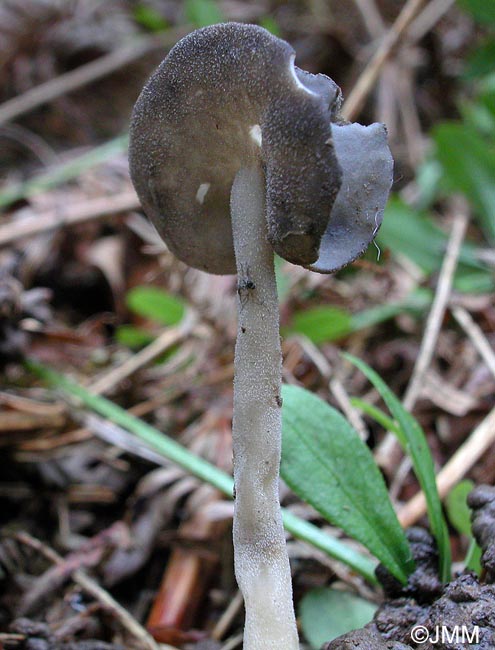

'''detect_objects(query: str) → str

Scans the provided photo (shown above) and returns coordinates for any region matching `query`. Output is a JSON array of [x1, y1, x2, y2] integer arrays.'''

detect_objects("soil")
[[326, 486, 495, 649]]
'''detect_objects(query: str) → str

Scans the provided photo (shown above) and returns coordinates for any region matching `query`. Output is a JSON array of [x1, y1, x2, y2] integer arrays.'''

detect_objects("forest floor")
[[0, 1, 494, 649]]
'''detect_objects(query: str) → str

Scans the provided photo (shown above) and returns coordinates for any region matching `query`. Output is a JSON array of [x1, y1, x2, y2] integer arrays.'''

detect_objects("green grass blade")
[[26, 359, 378, 584], [344, 353, 451, 582], [0, 134, 129, 211], [349, 398, 402, 438]]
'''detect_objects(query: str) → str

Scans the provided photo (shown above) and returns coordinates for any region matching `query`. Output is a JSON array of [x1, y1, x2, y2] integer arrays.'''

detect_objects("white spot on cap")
[[249, 124, 262, 147], [196, 182, 210, 204], [289, 54, 317, 96]]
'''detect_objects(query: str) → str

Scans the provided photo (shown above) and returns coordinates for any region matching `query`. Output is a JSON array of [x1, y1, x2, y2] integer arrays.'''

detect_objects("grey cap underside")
[[309, 122, 394, 273], [129, 23, 393, 275]]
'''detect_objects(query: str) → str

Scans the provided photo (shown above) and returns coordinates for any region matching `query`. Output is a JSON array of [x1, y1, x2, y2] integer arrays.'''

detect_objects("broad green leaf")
[[288, 307, 353, 343], [344, 354, 451, 583], [286, 290, 432, 345], [458, 0, 495, 25], [184, 0, 223, 27], [26, 359, 378, 584], [281, 384, 414, 583], [126, 286, 185, 325], [434, 123, 495, 243], [115, 325, 154, 349], [300, 588, 377, 649]]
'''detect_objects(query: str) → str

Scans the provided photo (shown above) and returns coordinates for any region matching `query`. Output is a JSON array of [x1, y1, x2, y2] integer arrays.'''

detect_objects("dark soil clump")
[[326, 486, 495, 649]]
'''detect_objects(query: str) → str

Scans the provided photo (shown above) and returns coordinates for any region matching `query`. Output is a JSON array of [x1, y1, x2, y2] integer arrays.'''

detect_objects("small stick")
[[0, 31, 187, 126], [0, 191, 139, 247], [212, 591, 244, 641], [375, 201, 469, 469], [295, 336, 368, 440], [451, 305, 495, 380], [15, 531, 162, 650], [343, 0, 426, 120], [398, 405, 495, 527], [408, 0, 456, 41], [89, 313, 197, 395], [403, 204, 469, 411]]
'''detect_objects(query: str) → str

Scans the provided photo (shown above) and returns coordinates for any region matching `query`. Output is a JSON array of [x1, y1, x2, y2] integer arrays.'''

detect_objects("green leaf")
[[300, 588, 377, 649], [434, 123, 495, 243], [378, 197, 494, 293], [281, 384, 414, 583], [466, 39, 495, 79], [445, 480, 475, 536], [457, 0, 495, 26], [259, 16, 282, 36], [126, 286, 185, 325], [115, 325, 155, 349], [465, 537, 483, 574], [415, 158, 443, 210], [133, 4, 169, 31], [445, 481, 482, 575], [343, 354, 451, 583], [184, 0, 223, 27], [26, 359, 378, 584], [286, 290, 432, 345], [288, 307, 353, 343], [274, 256, 291, 303]]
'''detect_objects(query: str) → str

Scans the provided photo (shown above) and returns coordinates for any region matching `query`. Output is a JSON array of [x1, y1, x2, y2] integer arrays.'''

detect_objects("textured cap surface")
[[129, 22, 342, 274]]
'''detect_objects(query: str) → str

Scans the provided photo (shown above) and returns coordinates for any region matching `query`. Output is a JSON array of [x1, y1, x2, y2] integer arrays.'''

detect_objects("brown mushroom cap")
[[129, 22, 342, 274], [130, 23, 393, 275]]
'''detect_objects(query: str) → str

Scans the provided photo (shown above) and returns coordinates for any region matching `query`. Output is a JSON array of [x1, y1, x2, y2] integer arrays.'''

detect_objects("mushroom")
[[129, 22, 393, 649]]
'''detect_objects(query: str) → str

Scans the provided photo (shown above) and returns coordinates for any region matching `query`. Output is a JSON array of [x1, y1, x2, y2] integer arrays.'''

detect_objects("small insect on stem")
[[237, 263, 256, 309]]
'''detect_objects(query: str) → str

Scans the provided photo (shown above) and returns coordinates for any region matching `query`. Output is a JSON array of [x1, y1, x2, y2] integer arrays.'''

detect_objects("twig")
[[403, 202, 469, 411], [451, 305, 495, 380], [0, 30, 186, 127], [0, 191, 139, 247], [343, 0, 427, 120], [398, 404, 495, 527], [0, 135, 128, 210], [220, 633, 244, 650], [408, 0, 456, 41], [212, 590, 244, 641], [15, 531, 162, 650], [88, 312, 197, 395], [352, 0, 386, 37], [375, 200, 469, 469], [295, 336, 368, 440]]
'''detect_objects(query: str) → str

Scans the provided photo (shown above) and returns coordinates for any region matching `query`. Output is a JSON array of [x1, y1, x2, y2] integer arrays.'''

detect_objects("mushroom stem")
[[230, 165, 299, 650]]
